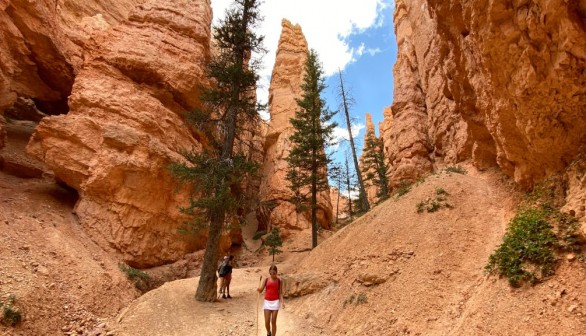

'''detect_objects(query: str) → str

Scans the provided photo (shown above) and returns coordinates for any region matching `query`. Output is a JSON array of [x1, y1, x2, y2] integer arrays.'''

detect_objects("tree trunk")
[[345, 153, 353, 221], [338, 70, 369, 212], [195, 0, 252, 303], [195, 209, 225, 301], [335, 182, 340, 225], [311, 164, 318, 248]]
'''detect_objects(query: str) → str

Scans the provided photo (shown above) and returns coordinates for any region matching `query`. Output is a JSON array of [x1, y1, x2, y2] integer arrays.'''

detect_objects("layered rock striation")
[[384, 1, 586, 199], [258, 19, 333, 235], [27, 0, 213, 267]]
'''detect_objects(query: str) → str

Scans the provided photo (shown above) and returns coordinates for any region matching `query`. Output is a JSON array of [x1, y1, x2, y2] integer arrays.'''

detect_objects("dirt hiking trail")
[[112, 267, 322, 336]]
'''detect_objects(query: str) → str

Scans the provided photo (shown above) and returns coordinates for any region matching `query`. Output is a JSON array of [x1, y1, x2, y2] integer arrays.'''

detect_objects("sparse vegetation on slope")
[[416, 187, 453, 213], [486, 179, 584, 287], [119, 263, 152, 292], [0, 294, 21, 327]]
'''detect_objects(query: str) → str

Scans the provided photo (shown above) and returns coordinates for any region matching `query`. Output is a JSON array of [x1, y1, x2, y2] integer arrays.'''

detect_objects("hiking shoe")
[[226, 295, 232, 299], [267, 332, 271, 336], [222, 294, 227, 299]]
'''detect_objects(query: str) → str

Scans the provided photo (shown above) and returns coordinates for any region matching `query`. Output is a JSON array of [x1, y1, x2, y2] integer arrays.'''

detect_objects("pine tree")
[[169, 0, 265, 302], [265, 227, 283, 262], [361, 131, 390, 201], [286, 49, 337, 248]]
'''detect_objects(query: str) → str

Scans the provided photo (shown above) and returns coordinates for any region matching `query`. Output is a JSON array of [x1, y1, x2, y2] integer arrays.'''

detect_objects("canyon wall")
[[26, 0, 213, 267], [359, 113, 380, 205], [0, 0, 148, 118], [258, 19, 333, 236], [385, 0, 586, 221]]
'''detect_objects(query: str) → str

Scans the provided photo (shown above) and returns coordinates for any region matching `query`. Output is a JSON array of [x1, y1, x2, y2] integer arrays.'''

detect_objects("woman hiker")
[[257, 264, 284, 336]]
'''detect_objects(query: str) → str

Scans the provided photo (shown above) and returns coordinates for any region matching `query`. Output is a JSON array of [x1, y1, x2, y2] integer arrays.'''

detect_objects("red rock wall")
[[258, 19, 333, 234], [0, 0, 148, 116], [27, 0, 212, 267], [384, 0, 586, 189], [359, 113, 380, 204]]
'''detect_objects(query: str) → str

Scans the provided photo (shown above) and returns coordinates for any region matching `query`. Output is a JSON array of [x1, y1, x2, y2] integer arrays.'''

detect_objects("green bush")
[[395, 181, 412, 197], [356, 293, 368, 305], [252, 230, 267, 240], [486, 209, 557, 287], [1, 294, 22, 327], [416, 201, 425, 213], [415, 187, 452, 213], [343, 294, 355, 308], [119, 263, 152, 292], [445, 166, 467, 174]]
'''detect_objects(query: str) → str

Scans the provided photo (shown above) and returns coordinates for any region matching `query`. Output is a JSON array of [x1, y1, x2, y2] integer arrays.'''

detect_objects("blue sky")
[[210, 0, 397, 166]]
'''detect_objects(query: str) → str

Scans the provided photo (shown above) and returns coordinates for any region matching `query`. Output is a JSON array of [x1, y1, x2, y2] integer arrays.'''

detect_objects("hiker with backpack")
[[217, 255, 233, 299], [257, 264, 284, 336]]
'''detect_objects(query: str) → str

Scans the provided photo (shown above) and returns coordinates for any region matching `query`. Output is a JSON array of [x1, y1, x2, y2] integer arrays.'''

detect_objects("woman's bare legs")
[[264, 310, 271, 335], [270, 310, 279, 336]]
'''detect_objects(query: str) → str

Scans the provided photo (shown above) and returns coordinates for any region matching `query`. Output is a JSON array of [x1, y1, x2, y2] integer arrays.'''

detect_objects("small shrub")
[[343, 294, 355, 308], [416, 201, 425, 213], [427, 200, 441, 213], [445, 166, 466, 174], [1, 294, 22, 327], [415, 187, 452, 213], [395, 181, 412, 197], [356, 293, 368, 305], [119, 263, 151, 292], [252, 230, 267, 240], [485, 209, 557, 287], [436, 188, 448, 196]]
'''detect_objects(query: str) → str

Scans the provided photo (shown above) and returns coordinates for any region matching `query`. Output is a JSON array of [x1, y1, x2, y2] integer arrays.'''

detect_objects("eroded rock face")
[[257, 19, 333, 234], [0, 0, 148, 116], [384, 0, 586, 188], [359, 113, 380, 204], [27, 0, 212, 267]]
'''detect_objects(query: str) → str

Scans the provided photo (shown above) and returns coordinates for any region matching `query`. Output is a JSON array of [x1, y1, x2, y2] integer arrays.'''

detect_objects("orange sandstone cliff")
[[257, 19, 333, 236], [26, 0, 213, 267], [383, 0, 586, 224]]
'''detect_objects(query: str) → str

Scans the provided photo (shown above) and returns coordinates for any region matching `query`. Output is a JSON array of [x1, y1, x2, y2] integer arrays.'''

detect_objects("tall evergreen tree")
[[362, 132, 390, 201], [286, 49, 337, 248], [169, 0, 265, 302], [337, 69, 370, 212]]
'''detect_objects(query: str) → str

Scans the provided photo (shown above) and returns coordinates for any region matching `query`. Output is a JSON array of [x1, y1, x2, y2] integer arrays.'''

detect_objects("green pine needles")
[[285, 49, 337, 248], [362, 131, 390, 202], [265, 227, 283, 262], [169, 0, 266, 302]]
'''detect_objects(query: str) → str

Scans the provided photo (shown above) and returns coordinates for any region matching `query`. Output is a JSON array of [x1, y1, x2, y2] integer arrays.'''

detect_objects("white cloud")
[[210, 0, 391, 105], [328, 122, 365, 152]]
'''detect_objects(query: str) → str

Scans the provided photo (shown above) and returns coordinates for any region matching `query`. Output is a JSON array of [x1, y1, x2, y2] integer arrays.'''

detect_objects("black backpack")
[[218, 261, 228, 277]]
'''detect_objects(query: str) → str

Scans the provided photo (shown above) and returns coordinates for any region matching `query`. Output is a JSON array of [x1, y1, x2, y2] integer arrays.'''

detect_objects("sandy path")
[[112, 267, 317, 336]]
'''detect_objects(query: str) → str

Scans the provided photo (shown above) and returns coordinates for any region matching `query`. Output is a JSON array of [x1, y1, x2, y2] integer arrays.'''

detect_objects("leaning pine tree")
[[285, 50, 337, 248], [169, 0, 265, 302], [361, 131, 390, 201]]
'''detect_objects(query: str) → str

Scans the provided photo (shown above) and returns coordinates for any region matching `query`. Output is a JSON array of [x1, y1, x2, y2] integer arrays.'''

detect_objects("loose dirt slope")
[[289, 169, 586, 335], [0, 121, 138, 336]]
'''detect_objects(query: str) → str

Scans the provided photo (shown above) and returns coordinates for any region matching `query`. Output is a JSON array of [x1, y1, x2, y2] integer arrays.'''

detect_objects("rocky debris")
[[356, 272, 387, 287], [257, 19, 333, 234], [283, 272, 328, 298]]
